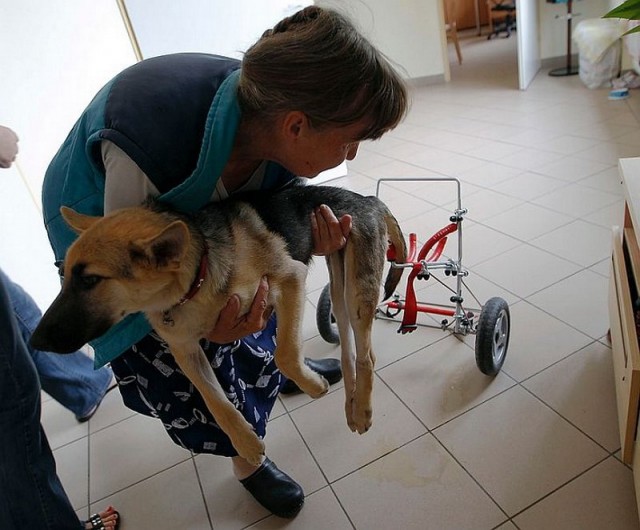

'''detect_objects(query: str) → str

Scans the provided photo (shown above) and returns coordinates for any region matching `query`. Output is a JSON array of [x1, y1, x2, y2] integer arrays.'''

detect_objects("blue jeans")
[[0, 268, 112, 418], [0, 271, 83, 529]]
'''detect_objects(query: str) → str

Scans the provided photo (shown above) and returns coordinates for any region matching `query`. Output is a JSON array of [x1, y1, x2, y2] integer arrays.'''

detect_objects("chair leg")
[[454, 36, 462, 65]]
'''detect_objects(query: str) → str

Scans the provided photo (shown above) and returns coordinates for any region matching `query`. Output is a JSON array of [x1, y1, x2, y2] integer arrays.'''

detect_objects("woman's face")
[[280, 114, 368, 178]]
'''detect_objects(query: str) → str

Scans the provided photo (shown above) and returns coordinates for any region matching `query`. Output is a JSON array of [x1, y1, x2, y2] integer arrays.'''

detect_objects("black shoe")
[[240, 457, 304, 518], [280, 358, 342, 395]]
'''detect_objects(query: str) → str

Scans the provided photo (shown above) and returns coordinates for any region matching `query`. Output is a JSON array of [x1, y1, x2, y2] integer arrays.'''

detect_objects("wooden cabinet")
[[456, 0, 489, 31], [610, 158, 640, 517]]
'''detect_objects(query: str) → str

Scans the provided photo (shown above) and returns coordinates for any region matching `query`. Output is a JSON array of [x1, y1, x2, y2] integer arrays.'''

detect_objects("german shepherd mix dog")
[[31, 184, 406, 465]]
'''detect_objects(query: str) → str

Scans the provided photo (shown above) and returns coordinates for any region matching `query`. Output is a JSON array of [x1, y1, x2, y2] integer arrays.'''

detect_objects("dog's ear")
[[131, 220, 190, 271], [60, 206, 101, 234]]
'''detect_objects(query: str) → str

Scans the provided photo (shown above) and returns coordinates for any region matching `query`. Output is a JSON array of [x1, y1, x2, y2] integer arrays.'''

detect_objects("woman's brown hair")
[[238, 6, 408, 140]]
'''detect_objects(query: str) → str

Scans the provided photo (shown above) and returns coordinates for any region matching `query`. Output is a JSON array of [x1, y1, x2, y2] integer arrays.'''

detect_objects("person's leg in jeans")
[[0, 272, 120, 529], [0, 268, 113, 419], [0, 267, 83, 529]]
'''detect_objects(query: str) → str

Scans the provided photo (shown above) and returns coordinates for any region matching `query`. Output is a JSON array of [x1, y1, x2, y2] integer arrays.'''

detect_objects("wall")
[[125, 0, 445, 81], [130, 0, 618, 80], [0, 0, 137, 203], [316, 0, 445, 82], [0, 0, 137, 308], [125, 0, 312, 59], [539, 0, 612, 60]]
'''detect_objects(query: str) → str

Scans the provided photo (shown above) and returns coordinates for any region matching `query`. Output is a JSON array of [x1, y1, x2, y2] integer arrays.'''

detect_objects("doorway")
[[443, 0, 541, 90]]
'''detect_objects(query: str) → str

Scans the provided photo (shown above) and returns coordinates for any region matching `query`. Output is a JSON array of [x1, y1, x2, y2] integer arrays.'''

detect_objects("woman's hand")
[[205, 276, 273, 343], [0, 126, 19, 169], [311, 204, 352, 256]]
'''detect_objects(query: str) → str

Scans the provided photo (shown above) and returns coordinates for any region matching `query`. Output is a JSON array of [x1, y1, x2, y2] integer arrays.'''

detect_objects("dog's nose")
[[29, 330, 51, 352], [30, 327, 78, 354]]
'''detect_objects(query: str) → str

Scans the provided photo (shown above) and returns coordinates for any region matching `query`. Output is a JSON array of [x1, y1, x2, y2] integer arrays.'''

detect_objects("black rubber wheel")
[[316, 283, 340, 344], [475, 297, 510, 376]]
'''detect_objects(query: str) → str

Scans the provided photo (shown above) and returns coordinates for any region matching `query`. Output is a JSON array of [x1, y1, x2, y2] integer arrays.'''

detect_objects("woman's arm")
[[102, 141, 160, 213]]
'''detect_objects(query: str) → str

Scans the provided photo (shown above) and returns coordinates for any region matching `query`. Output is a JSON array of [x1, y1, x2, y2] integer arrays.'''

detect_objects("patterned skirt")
[[109, 315, 282, 456]]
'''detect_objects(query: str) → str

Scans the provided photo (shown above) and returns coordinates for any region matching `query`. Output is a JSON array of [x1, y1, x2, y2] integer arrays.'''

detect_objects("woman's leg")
[[110, 320, 305, 517], [0, 268, 113, 419], [0, 270, 82, 529]]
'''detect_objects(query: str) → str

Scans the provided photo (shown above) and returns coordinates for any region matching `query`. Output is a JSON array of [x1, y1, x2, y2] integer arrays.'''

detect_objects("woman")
[[41, 6, 408, 519]]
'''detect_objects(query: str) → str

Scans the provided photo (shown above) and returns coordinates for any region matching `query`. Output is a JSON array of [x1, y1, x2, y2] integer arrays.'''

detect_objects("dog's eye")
[[79, 275, 102, 289]]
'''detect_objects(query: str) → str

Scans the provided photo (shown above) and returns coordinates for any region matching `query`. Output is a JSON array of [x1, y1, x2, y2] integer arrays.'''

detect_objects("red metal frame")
[[383, 222, 459, 333]]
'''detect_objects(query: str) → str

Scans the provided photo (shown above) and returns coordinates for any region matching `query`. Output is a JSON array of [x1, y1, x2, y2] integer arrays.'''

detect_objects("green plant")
[[604, 0, 640, 34]]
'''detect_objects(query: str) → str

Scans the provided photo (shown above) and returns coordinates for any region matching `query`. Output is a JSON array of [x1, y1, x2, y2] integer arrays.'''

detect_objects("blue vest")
[[42, 53, 296, 366]]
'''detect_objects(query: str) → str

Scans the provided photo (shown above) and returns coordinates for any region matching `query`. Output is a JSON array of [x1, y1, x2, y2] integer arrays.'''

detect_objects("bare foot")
[[85, 505, 119, 529]]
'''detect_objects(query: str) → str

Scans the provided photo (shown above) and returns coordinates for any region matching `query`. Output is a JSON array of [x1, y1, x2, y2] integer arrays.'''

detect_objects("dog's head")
[[30, 205, 192, 353]]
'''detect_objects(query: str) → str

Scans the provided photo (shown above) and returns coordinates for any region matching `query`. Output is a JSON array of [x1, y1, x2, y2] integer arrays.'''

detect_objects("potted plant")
[[604, 0, 640, 34]]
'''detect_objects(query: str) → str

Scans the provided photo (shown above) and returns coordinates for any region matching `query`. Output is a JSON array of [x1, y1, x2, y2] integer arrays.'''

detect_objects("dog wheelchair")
[[315, 177, 510, 376]]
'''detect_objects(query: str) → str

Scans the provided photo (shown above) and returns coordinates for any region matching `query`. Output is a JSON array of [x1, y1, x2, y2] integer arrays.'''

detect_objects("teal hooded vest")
[[42, 53, 296, 366]]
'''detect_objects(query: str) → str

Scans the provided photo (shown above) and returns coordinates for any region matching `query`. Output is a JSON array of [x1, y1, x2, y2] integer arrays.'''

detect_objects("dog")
[[31, 183, 407, 464]]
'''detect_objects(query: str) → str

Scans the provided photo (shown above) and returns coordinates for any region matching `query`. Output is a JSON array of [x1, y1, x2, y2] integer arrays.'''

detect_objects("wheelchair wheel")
[[316, 283, 340, 344], [475, 297, 509, 376]]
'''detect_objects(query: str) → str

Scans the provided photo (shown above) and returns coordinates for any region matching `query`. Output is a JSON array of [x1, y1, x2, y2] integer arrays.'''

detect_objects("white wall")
[[126, 0, 444, 80], [0, 0, 137, 308], [316, 0, 445, 80], [539, 0, 612, 60], [0, 0, 137, 202], [125, 0, 312, 59]]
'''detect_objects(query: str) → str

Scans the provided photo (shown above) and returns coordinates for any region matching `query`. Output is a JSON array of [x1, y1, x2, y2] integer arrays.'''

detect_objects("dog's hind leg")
[[273, 260, 329, 398], [344, 240, 384, 435], [327, 252, 359, 432], [170, 342, 265, 465]]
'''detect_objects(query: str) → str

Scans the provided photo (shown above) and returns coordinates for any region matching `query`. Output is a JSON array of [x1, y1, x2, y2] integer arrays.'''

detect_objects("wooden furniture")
[[456, 0, 489, 31], [444, 0, 463, 65], [609, 158, 640, 515]]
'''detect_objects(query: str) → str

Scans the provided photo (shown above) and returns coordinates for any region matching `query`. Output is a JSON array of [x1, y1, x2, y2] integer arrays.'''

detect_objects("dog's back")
[[200, 184, 407, 298]]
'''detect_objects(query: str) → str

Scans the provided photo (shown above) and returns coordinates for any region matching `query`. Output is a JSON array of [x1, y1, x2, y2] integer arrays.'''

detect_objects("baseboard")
[[541, 54, 579, 69], [407, 57, 578, 86], [407, 74, 446, 87]]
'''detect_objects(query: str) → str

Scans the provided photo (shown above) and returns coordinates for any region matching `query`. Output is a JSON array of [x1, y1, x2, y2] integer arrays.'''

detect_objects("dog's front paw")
[[301, 374, 329, 399], [231, 429, 265, 466]]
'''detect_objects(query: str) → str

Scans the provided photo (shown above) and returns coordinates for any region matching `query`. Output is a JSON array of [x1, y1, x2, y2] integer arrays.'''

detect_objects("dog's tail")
[[382, 211, 407, 301]]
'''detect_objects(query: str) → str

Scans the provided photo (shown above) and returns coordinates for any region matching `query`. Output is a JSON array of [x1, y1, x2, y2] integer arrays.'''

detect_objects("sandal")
[[85, 508, 121, 529]]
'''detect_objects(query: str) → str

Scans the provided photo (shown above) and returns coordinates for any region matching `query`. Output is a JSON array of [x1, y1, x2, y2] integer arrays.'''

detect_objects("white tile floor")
[[37, 33, 640, 529]]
